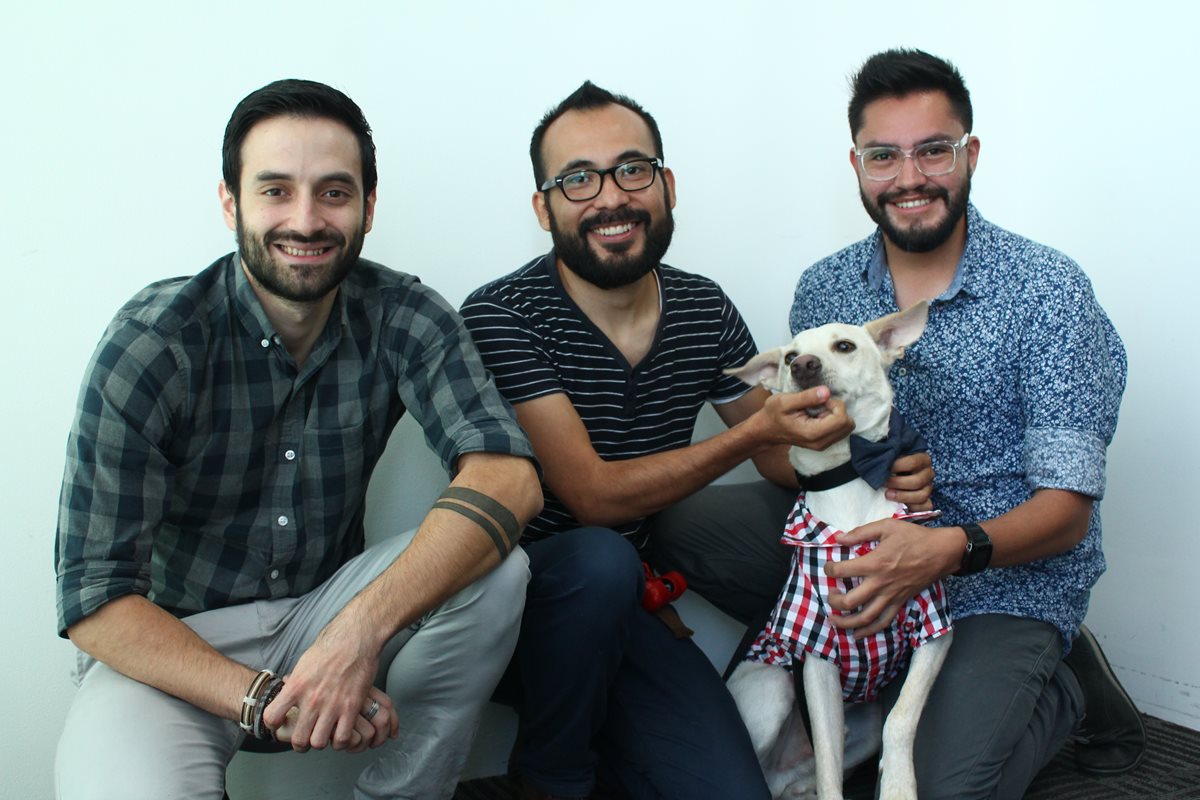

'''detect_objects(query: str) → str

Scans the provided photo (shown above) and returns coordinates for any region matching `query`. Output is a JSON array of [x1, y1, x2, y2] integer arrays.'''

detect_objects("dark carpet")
[[454, 713, 1200, 799]]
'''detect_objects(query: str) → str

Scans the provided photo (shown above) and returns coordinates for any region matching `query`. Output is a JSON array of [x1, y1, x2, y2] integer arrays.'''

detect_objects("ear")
[[864, 301, 929, 364], [966, 134, 980, 178], [532, 190, 552, 232], [723, 348, 783, 388], [219, 181, 237, 232], [363, 188, 377, 234], [662, 166, 676, 210]]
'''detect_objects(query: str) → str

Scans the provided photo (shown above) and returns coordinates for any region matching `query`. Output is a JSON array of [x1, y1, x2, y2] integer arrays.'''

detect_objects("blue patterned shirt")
[[56, 254, 533, 635], [790, 205, 1126, 647]]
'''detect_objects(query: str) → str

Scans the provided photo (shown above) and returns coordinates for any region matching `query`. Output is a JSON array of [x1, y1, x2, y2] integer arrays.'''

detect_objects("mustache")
[[578, 208, 651, 234], [265, 229, 347, 247], [878, 185, 949, 206]]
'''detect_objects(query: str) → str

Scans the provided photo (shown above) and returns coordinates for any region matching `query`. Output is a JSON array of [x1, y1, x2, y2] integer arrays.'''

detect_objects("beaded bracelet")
[[237, 669, 275, 736]]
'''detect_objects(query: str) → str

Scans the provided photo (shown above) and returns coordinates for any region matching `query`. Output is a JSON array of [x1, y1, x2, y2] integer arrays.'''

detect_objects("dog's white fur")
[[725, 302, 952, 800]]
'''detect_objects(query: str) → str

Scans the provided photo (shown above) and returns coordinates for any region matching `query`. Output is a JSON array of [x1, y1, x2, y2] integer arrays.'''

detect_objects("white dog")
[[725, 302, 952, 800]]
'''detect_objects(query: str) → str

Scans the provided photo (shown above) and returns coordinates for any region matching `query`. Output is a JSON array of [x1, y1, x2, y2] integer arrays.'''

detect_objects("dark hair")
[[221, 78, 378, 199], [848, 49, 972, 138], [529, 80, 664, 186]]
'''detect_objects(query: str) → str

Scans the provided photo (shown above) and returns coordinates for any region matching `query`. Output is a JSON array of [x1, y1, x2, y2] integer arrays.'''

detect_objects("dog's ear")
[[724, 349, 784, 388], [865, 301, 929, 364]]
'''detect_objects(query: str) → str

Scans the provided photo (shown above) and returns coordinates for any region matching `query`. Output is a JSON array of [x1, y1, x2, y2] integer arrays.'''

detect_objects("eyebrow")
[[860, 134, 962, 149], [252, 170, 359, 186], [555, 149, 655, 175]]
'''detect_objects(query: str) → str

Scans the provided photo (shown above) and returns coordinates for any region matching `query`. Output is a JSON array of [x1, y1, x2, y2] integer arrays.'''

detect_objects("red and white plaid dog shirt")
[[743, 494, 952, 703]]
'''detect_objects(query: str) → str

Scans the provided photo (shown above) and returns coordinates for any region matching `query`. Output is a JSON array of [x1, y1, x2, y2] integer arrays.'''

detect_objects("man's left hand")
[[823, 517, 954, 637], [885, 451, 934, 511], [263, 621, 398, 752]]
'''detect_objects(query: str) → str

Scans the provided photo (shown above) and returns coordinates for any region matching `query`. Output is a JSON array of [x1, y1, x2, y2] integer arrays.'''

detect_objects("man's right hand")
[[760, 385, 855, 451]]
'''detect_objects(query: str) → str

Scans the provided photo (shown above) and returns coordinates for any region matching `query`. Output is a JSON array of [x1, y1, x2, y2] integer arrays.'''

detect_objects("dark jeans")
[[497, 526, 770, 800], [645, 481, 1085, 800]]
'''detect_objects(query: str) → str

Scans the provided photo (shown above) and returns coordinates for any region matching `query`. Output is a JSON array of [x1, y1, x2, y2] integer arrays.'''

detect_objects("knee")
[[451, 545, 531, 632], [555, 527, 643, 600]]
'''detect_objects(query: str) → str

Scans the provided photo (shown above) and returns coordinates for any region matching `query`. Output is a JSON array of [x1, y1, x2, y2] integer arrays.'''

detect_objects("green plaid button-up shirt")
[[56, 254, 532, 635]]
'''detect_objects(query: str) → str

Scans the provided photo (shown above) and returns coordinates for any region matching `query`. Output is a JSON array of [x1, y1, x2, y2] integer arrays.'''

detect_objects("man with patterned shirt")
[[785, 50, 1138, 797], [54, 79, 541, 800], [460, 82, 931, 800]]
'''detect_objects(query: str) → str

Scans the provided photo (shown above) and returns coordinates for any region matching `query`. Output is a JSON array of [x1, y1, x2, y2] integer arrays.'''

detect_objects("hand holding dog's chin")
[[767, 390, 854, 450]]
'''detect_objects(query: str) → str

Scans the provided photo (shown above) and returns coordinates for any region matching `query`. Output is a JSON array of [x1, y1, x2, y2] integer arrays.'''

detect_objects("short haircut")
[[529, 80, 664, 186], [222, 78, 378, 200], [848, 49, 973, 139]]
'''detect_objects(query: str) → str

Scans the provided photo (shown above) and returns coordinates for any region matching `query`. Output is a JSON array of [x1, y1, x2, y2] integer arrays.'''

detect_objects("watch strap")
[[959, 522, 993, 575]]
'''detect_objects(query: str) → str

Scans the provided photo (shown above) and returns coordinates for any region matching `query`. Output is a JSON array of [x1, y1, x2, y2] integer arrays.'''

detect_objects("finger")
[[273, 706, 299, 745], [346, 716, 374, 754], [889, 452, 931, 475], [365, 687, 394, 746]]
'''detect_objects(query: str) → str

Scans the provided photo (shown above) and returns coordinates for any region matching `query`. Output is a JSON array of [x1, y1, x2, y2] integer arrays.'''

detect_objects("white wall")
[[3, 2, 1196, 797]]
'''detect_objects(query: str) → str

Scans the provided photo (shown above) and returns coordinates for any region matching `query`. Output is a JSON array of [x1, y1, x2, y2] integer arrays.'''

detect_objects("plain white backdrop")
[[3, 2, 1196, 797]]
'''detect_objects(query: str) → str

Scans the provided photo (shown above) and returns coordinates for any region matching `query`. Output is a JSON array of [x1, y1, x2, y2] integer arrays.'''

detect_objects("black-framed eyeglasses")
[[855, 132, 971, 181], [539, 157, 663, 202]]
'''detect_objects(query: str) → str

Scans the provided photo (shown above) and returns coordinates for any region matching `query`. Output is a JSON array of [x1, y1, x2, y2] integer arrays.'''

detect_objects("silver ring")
[[364, 699, 381, 721]]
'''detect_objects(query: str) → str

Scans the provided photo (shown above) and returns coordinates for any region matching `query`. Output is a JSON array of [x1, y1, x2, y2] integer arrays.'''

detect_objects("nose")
[[592, 172, 628, 209], [790, 354, 822, 387], [893, 153, 924, 189], [290, 194, 324, 236]]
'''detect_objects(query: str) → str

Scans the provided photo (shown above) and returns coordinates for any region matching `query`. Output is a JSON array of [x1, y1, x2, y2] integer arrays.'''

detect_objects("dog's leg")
[[803, 657, 845, 800], [729, 662, 817, 799], [878, 632, 953, 800]]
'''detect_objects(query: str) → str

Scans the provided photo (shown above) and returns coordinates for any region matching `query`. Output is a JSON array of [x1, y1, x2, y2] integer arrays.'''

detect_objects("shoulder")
[[967, 210, 1098, 302], [799, 233, 878, 291], [462, 254, 554, 311], [104, 255, 235, 356]]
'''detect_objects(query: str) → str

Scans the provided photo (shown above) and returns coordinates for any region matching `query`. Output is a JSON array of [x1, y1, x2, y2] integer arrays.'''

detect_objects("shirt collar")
[[864, 203, 990, 303], [228, 252, 350, 364]]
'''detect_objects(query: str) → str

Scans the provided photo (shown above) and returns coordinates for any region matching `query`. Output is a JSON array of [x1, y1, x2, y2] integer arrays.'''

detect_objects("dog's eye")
[[834, 340, 857, 353], [783, 351, 798, 365]]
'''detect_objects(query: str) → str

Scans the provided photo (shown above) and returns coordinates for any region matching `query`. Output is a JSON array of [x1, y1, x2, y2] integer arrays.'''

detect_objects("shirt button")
[[284, 449, 296, 461], [269, 569, 280, 580], [896, 367, 908, 377], [260, 338, 270, 348], [277, 515, 289, 526]]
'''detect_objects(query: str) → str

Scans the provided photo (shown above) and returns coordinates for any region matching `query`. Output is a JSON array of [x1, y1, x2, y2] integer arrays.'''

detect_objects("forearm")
[[968, 488, 1094, 569], [567, 418, 783, 526], [67, 594, 255, 720], [322, 452, 541, 653]]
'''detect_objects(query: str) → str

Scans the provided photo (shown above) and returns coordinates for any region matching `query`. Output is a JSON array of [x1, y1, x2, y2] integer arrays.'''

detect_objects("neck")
[[883, 216, 966, 309], [557, 259, 660, 367], [241, 261, 337, 369]]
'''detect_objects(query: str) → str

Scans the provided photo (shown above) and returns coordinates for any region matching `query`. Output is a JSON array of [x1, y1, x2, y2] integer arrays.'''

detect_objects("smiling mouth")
[[591, 222, 636, 236], [276, 243, 333, 257], [894, 197, 934, 210]]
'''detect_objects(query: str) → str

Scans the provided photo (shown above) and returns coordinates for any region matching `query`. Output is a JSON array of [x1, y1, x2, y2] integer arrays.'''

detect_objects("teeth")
[[895, 198, 932, 209], [593, 222, 634, 236], [280, 245, 328, 257]]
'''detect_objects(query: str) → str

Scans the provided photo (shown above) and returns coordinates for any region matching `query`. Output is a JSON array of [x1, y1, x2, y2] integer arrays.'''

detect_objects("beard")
[[236, 209, 365, 303], [860, 174, 970, 253], [549, 204, 675, 290]]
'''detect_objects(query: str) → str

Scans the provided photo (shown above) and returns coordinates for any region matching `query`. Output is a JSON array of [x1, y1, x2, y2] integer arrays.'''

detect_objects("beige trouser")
[[56, 529, 529, 800]]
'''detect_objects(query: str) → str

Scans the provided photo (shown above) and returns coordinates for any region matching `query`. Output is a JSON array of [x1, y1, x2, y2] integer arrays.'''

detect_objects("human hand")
[[885, 451, 934, 510], [263, 623, 398, 752], [761, 387, 855, 451], [823, 518, 955, 637]]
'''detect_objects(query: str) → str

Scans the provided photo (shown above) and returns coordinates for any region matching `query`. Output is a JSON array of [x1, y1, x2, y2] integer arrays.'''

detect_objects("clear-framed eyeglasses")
[[855, 132, 971, 181], [539, 157, 663, 202]]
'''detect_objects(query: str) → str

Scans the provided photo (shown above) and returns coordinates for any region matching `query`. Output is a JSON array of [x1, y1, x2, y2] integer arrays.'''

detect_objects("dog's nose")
[[789, 354, 822, 388]]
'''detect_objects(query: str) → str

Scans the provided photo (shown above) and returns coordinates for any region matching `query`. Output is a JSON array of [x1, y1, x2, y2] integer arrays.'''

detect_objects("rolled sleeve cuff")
[[1024, 427, 1108, 499]]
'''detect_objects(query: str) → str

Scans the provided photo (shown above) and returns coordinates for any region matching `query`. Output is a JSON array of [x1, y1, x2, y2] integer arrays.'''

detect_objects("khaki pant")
[[56, 529, 529, 800]]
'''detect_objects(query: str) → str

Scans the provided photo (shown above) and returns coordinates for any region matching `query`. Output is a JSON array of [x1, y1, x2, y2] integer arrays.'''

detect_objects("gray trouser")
[[55, 529, 530, 800], [644, 480, 1085, 800]]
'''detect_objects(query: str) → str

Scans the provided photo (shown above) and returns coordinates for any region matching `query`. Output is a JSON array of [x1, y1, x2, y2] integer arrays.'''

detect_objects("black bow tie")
[[797, 408, 928, 492]]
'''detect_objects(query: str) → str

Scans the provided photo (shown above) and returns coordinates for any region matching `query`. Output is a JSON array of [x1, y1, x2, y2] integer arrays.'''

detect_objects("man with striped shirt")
[[461, 82, 931, 800]]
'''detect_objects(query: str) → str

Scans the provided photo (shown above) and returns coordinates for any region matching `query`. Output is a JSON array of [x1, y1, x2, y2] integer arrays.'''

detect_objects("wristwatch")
[[958, 523, 993, 575]]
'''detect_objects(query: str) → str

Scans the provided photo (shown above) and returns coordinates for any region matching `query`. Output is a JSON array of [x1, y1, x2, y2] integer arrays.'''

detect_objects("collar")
[[795, 408, 928, 492], [865, 203, 992, 304]]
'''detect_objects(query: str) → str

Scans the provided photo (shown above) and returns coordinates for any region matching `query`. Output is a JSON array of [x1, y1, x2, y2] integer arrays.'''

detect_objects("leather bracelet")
[[958, 522, 993, 575]]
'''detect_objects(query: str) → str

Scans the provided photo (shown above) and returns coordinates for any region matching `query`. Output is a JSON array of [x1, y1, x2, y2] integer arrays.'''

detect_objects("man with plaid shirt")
[[54, 79, 541, 800]]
